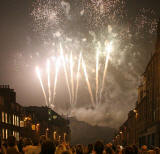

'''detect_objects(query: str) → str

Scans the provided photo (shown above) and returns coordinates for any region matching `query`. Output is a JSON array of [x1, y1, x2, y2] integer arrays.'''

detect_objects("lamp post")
[[133, 109, 138, 145], [53, 131, 56, 141], [58, 135, 61, 142], [36, 123, 40, 133], [64, 133, 66, 142], [46, 128, 49, 139], [120, 131, 123, 145]]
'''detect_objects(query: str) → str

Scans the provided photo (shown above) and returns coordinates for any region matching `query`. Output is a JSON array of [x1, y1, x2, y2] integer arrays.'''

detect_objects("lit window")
[[2, 129, 5, 139], [16, 132, 19, 141], [17, 116, 19, 126], [6, 129, 8, 139], [13, 115, 15, 125], [16, 116, 18, 126], [2, 112, 4, 123], [15, 115, 17, 126], [20, 121, 24, 127], [13, 131, 15, 136], [5, 113, 7, 123]]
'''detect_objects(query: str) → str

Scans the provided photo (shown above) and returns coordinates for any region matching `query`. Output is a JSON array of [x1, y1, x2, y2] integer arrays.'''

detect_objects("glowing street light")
[[46, 128, 49, 139], [64, 133, 67, 142], [58, 135, 61, 142], [53, 131, 56, 140], [36, 123, 40, 133]]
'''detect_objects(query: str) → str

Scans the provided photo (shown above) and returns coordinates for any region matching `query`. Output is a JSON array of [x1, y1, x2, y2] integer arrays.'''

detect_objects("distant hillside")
[[69, 117, 115, 145]]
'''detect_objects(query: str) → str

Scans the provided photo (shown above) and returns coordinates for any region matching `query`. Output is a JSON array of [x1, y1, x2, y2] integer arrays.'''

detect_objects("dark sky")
[[0, 0, 160, 128]]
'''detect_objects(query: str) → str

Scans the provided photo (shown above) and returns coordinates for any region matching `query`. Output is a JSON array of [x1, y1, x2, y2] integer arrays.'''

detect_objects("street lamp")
[[119, 131, 123, 145], [64, 133, 66, 142], [58, 135, 61, 142], [36, 123, 40, 133], [133, 110, 138, 118], [53, 131, 56, 140], [46, 128, 49, 139], [133, 109, 138, 145]]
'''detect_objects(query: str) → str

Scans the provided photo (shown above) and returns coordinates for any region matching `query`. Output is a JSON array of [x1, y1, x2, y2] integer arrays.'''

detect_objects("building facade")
[[0, 85, 71, 142], [114, 20, 160, 147], [0, 85, 22, 141], [23, 106, 71, 142]]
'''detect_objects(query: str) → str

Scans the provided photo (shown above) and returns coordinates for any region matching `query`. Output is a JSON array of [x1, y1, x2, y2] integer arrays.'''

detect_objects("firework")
[[31, 0, 63, 34], [82, 58, 95, 107], [96, 43, 100, 104], [60, 44, 72, 105], [70, 52, 74, 105], [75, 52, 82, 105], [36, 66, 48, 106], [52, 58, 60, 105], [99, 41, 112, 104], [32, 0, 159, 110], [46, 59, 51, 104]]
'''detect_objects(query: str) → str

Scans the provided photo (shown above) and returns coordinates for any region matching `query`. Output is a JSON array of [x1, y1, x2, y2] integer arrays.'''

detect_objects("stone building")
[[0, 85, 22, 140], [114, 110, 137, 146], [0, 85, 71, 142], [114, 20, 160, 147], [23, 106, 71, 142]]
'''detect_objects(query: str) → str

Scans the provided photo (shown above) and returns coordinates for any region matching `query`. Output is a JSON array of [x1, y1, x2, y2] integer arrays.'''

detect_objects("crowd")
[[0, 135, 160, 154]]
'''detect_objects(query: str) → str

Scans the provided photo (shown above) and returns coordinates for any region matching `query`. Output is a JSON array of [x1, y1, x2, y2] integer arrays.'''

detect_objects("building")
[[23, 106, 71, 142], [0, 85, 22, 140], [114, 20, 160, 147], [136, 20, 160, 147], [0, 85, 71, 142], [113, 110, 137, 146]]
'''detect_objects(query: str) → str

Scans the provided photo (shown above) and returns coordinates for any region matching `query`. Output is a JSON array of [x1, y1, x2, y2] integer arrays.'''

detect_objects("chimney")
[[156, 19, 160, 52]]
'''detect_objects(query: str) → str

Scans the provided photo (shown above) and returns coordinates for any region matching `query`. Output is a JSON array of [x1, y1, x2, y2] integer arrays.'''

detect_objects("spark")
[[82, 58, 95, 107], [46, 59, 51, 105], [96, 43, 100, 104], [36, 66, 48, 107], [60, 44, 72, 105], [52, 58, 60, 105], [99, 41, 112, 104], [75, 52, 82, 105], [70, 52, 74, 105]]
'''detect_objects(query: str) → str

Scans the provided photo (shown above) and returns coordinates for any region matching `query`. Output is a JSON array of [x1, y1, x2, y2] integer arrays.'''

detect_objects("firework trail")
[[32, 0, 159, 110], [82, 58, 95, 107], [46, 59, 51, 105], [75, 52, 82, 105], [96, 43, 100, 104], [99, 41, 112, 104], [52, 58, 60, 105], [36, 66, 48, 106], [70, 52, 74, 105], [60, 44, 72, 105]]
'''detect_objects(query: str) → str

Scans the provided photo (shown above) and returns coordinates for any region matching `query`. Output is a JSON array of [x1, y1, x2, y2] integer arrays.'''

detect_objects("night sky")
[[0, 0, 160, 128]]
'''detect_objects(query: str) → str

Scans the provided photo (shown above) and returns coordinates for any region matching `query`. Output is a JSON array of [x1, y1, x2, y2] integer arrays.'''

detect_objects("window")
[[2, 129, 5, 139], [16, 132, 19, 141], [2, 112, 4, 123], [15, 116, 17, 126], [20, 121, 24, 127], [13, 115, 15, 125], [6, 129, 8, 139], [13, 131, 15, 136], [5, 113, 7, 123], [13, 131, 19, 141], [15, 115, 17, 126], [17, 116, 19, 126]]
